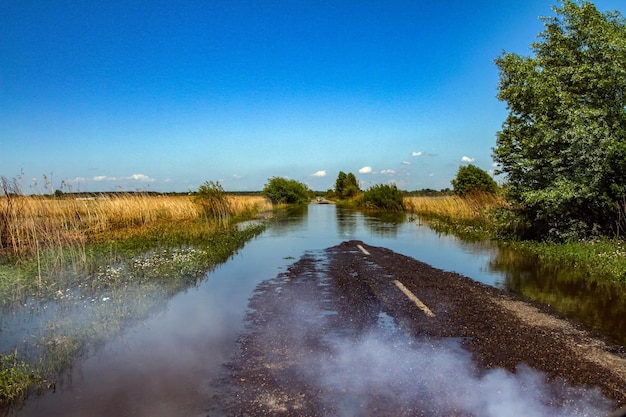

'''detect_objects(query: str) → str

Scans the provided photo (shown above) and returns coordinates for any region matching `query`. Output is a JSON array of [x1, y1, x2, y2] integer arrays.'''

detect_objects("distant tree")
[[334, 171, 347, 198], [493, 0, 626, 240], [262, 177, 311, 205], [451, 164, 498, 197], [360, 184, 405, 211], [334, 171, 360, 199]]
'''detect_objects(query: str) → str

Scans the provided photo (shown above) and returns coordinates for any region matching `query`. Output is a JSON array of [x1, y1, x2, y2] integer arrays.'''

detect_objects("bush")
[[262, 177, 311, 205], [360, 184, 405, 211], [451, 165, 498, 197], [195, 181, 231, 226]]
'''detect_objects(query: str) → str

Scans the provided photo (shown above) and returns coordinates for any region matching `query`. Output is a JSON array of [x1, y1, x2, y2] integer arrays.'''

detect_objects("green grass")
[[0, 221, 265, 412], [407, 196, 626, 283], [510, 238, 626, 283]]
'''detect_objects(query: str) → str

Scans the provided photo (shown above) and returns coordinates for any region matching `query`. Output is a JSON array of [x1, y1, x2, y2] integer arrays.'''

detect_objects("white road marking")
[[357, 245, 370, 255], [393, 280, 436, 317]]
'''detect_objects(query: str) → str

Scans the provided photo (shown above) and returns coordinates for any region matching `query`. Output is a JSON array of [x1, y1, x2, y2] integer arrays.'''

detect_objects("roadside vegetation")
[[262, 176, 311, 205], [409, 1, 626, 283], [0, 178, 272, 411], [493, 0, 626, 242]]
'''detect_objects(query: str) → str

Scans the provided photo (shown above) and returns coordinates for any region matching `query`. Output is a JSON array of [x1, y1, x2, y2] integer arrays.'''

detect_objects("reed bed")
[[0, 194, 271, 261], [404, 193, 507, 223], [404, 193, 508, 240]]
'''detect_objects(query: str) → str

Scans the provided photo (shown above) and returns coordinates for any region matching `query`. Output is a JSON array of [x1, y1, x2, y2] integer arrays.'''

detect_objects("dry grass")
[[0, 194, 271, 260], [404, 193, 508, 222]]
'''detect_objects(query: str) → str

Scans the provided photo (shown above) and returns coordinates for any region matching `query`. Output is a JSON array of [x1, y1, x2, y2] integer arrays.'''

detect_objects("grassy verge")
[[508, 239, 626, 283], [405, 194, 626, 283], [0, 194, 271, 411]]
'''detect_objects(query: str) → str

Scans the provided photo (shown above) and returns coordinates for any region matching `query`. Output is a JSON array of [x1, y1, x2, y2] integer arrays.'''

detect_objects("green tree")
[[334, 171, 360, 199], [262, 177, 311, 205], [335, 171, 347, 198], [493, 0, 626, 240], [451, 164, 498, 197]]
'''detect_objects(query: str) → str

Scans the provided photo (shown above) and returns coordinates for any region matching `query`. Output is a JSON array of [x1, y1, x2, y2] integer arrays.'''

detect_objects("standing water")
[[11, 204, 625, 416]]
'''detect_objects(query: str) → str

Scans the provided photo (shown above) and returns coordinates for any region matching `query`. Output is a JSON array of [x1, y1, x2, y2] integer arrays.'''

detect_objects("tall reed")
[[404, 193, 507, 223], [0, 194, 271, 263]]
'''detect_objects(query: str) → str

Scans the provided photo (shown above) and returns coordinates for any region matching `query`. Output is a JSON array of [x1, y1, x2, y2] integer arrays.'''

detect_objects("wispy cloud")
[[358, 166, 372, 174], [401, 161, 412, 165], [70, 174, 155, 183], [461, 156, 475, 163], [311, 170, 327, 177], [411, 151, 423, 157], [380, 169, 395, 175]]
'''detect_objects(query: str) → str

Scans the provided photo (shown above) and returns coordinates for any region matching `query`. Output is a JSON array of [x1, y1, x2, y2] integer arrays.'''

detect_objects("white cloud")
[[380, 169, 395, 175], [411, 151, 423, 157], [129, 174, 154, 182], [461, 156, 475, 163], [312, 170, 327, 177], [358, 166, 372, 174], [401, 161, 412, 165], [69, 174, 155, 183]]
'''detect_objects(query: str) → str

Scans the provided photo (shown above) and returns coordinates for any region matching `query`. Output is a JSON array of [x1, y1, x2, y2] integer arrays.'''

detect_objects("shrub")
[[262, 177, 311, 205], [194, 181, 232, 227], [360, 184, 405, 211]]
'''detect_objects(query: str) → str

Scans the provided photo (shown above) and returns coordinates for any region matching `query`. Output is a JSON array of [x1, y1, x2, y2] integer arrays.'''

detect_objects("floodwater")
[[11, 204, 626, 416]]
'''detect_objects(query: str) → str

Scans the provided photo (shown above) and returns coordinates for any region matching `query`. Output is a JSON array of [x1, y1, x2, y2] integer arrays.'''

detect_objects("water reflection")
[[362, 210, 406, 238], [489, 247, 626, 346], [10, 204, 625, 416]]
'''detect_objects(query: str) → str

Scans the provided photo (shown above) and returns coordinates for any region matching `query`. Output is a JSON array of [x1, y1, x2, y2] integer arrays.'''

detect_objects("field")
[[0, 193, 272, 261], [0, 193, 272, 409]]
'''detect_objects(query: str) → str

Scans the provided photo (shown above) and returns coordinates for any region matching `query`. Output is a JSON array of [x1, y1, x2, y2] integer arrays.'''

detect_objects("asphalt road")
[[208, 240, 626, 416]]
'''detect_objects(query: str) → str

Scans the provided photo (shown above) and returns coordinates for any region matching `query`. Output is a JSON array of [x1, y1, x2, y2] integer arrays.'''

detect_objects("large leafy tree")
[[493, 0, 626, 240]]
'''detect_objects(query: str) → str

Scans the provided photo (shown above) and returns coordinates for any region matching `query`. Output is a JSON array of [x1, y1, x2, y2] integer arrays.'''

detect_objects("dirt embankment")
[[210, 240, 626, 416]]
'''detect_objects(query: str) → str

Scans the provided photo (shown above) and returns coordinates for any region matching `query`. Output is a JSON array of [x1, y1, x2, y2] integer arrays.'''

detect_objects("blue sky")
[[2, 1, 624, 193]]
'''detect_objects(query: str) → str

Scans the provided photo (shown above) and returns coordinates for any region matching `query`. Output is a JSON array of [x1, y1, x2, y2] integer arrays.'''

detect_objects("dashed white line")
[[356, 245, 370, 255], [393, 280, 436, 318]]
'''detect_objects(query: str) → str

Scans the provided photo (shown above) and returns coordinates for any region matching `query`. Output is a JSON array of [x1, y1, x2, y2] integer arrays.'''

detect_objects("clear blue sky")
[[2, 1, 623, 193]]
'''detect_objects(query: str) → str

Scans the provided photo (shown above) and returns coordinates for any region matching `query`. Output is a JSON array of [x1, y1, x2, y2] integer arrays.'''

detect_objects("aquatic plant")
[[0, 351, 40, 408], [195, 181, 232, 227], [0, 201, 267, 411]]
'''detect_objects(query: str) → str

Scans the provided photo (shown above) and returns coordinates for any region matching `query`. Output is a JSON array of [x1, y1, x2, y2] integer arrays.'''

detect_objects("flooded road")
[[12, 204, 626, 416]]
